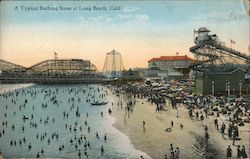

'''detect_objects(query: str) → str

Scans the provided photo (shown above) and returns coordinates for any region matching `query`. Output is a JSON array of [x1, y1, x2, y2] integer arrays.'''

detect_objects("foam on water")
[[0, 84, 34, 94], [0, 84, 151, 159]]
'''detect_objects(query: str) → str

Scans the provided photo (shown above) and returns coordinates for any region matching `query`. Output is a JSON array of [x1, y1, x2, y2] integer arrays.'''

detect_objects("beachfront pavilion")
[[146, 55, 195, 80], [195, 68, 250, 96]]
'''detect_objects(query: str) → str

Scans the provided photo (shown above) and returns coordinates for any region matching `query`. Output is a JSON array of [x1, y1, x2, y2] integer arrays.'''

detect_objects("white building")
[[146, 55, 195, 79]]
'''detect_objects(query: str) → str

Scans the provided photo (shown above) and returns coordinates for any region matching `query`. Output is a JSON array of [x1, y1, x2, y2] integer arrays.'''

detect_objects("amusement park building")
[[146, 55, 195, 79], [195, 68, 250, 96]]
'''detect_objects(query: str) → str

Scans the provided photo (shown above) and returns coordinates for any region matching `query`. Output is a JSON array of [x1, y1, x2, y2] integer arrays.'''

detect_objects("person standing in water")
[[101, 145, 104, 155]]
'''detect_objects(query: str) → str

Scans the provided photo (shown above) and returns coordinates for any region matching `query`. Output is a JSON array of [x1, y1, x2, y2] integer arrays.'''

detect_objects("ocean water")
[[0, 84, 151, 159]]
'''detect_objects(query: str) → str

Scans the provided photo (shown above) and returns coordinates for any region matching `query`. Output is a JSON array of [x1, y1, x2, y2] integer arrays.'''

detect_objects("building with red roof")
[[148, 55, 195, 63], [146, 55, 195, 79]]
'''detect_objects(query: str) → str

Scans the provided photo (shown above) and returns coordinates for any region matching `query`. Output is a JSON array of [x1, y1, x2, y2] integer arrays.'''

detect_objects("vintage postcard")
[[0, 0, 249, 159]]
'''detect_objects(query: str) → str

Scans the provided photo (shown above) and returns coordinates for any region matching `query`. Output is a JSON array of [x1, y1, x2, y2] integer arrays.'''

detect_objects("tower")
[[102, 49, 125, 78]]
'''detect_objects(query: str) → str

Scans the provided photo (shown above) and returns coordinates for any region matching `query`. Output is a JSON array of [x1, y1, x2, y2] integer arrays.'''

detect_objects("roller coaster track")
[[0, 59, 27, 71], [0, 58, 103, 84], [213, 43, 250, 62], [189, 44, 219, 67], [189, 41, 250, 70]]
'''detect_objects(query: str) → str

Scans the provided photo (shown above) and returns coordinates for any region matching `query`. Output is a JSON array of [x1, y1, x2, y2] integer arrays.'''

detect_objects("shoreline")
[[109, 90, 250, 159], [0, 83, 34, 94]]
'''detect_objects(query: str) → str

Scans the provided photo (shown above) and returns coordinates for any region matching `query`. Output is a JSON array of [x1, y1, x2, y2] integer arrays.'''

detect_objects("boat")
[[22, 115, 29, 120], [91, 101, 108, 106]]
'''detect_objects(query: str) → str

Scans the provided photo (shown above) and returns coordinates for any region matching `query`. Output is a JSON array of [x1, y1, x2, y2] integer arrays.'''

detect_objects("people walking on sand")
[[176, 108, 179, 118], [164, 154, 168, 159], [237, 145, 241, 159], [205, 131, 209, 142], [241, 145, 248, 158], [228, 124, 232, 139], [214, 118, 218, 130], [143, 121, 145, 128], [204, 125, 208, 132], [170, 150, 175, 159], [232, 129, 236, 145], [226, 145, 232, 159], [221, 122, 226, 135], [200, 114, 204, 125], [171, 121, 174, 127], [142, 120, 146, 133], [175, 147, 180, 159], [195, 111, 199, 120], [216, 111, 220, 117], [204, 108, 208, 118], [179, 123, 183, 129], [187, 107, 192, 118], [170, 144, 173, 151]]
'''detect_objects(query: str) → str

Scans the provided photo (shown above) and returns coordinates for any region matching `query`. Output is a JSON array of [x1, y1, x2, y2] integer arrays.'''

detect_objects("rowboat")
[[91, 101, 108, 106]]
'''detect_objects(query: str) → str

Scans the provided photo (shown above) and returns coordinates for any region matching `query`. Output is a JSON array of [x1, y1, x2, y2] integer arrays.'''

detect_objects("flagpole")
[[248, 44, 250, 56], [54, 52, 58, 59], [230, 39, 232, 49], [230, 39, 236, 49], [174, 52, 179, 68]]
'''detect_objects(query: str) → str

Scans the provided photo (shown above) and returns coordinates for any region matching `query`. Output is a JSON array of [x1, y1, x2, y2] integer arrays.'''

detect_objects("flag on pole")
[[54, 52, 58, 59], [230, 39, 236, 44]]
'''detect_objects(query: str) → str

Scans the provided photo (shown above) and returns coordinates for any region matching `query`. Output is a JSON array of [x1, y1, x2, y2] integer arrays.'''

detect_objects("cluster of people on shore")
[[163, 144, 180, 159], [109, 80, 249, 159], [226, 145, 248, 159]]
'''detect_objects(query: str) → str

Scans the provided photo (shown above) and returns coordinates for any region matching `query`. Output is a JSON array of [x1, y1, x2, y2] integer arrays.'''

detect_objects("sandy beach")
[[109, 92, 250, 159]]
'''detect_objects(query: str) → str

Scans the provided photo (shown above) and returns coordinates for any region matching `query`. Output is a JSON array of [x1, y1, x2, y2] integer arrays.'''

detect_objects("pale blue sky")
[[1, 1, 247, 25], [0, 0, 249, 69]]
